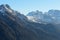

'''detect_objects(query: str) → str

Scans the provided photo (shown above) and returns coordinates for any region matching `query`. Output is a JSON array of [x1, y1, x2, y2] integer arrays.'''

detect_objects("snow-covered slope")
[[0, 4, 13, 13], [0, 4, 27, 22], [27, 10, 45, 24], [27, 10, 60, 24]]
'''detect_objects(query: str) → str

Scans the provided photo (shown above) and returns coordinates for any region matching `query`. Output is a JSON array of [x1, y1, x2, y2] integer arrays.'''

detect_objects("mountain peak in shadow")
[[0, 4, 11, 9]]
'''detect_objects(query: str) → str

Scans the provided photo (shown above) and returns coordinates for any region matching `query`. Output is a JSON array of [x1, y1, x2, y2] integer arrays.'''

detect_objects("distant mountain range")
[[0, 4, 60, 40], [27, 10, 60, 24]]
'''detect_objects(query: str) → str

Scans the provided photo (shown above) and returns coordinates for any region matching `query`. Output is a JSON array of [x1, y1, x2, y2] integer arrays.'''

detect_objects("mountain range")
[[27, 10, 60, 24], [0, 4, 60, 40]]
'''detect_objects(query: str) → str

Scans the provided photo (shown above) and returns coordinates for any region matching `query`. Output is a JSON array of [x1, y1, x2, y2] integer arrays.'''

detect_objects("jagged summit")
[[0, 4, 11, 9], [27, 10, 60, 24], [0, 4, 13, 14], [27, 10, 43, 16], [0, 4, 28, 24]]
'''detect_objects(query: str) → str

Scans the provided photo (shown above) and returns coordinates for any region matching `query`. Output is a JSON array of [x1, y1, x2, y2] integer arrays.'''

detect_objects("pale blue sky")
[[0, 0, 60, 15]]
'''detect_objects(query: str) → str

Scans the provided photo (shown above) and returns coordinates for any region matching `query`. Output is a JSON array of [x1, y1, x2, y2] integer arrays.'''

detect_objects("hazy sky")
[[0, 0, 60, 15]]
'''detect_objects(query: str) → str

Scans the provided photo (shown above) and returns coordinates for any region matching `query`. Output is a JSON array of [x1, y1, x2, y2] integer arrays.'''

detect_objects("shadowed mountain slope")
[[0, 4, 60, 40]]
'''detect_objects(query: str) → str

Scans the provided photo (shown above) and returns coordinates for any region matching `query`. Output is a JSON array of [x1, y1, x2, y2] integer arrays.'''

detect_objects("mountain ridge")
[[0, 4, 60, 40], [27, 10, 60, 24]]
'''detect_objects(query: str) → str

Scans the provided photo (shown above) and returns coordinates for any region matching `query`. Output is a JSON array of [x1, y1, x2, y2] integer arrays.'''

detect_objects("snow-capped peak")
[[0, 4, 28, 23], [27, 10, 46, 24], [0, 4, 12, 13], [27, 10, 60, 24]]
